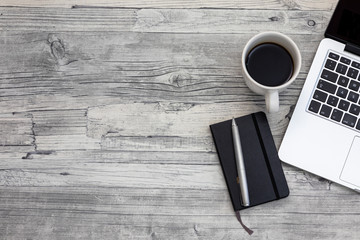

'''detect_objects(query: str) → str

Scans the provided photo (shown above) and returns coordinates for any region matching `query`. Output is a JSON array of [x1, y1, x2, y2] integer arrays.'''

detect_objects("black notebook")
[[210, 112, 289, 211]]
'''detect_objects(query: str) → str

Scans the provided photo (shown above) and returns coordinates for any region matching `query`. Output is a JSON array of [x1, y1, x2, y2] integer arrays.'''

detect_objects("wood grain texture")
[[1, 3, 359, 240], [0, 0, 338, 10], [0, 7, 331, 33]]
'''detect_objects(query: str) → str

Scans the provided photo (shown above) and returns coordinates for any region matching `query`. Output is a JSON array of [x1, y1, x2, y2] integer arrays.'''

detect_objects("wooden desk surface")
[[1, 1, 359, 239]]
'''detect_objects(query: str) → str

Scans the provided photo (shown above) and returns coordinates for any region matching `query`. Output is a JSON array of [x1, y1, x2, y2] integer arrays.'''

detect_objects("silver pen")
[[232, 118, 250, 207]]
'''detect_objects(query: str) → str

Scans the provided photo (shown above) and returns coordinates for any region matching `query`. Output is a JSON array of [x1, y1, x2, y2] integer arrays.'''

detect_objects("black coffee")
[[245, 43, 294, 87]]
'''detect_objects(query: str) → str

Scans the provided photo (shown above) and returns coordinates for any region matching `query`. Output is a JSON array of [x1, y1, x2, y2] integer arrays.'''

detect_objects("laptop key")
[[308, 100, 321, 113], [325, 59, 337, 70], [339, 99, 350, 111], [349, 80, 360, 91], [336, 87, 348, 98], [327, 95, 339, 107], [329, 52, 339, 60], [348, 91, 359, 103], [352, 61, 360, 69], [317, 80, 337, 94], [321, 69, 338, 83], [320, 104, 332, 118], [336, 63, 348, 74], [347, 67, 359, 79], [331, 109, 343, 122], [340, 57, 351, 65], [313, 90, 328, 102], [338, 75, 349, 87], [349, 104, 360, 116], [356, 120, 360, 130], [342, 113, 357, 128]]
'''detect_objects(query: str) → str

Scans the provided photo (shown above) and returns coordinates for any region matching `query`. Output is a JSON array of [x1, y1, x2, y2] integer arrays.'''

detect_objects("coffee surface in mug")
[[245, 43, 294, 87]]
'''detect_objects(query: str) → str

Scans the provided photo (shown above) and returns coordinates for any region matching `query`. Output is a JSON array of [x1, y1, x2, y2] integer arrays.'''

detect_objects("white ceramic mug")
[[241, 32, 302, 113]]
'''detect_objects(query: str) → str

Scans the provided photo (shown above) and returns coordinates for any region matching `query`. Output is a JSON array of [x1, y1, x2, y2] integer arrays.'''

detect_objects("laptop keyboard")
[[308, 51, 360, 130]]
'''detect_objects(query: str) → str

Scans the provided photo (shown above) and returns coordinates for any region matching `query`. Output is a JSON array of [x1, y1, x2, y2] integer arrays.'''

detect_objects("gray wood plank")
[[0, 185, 358, 239], [0, 8, 331, 33], [0, 29, 321, 114], [0, 0, 338, 10]]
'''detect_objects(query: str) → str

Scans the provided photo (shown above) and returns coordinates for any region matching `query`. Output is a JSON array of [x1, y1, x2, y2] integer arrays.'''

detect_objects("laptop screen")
[[325, 0, 360, 46]]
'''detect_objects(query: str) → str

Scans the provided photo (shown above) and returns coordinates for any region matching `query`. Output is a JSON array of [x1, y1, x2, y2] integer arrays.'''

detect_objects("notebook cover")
[[210, 112, 289, 211]]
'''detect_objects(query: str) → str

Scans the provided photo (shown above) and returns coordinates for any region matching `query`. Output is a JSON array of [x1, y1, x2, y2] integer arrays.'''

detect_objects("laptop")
[[279, 0, 360, 192]]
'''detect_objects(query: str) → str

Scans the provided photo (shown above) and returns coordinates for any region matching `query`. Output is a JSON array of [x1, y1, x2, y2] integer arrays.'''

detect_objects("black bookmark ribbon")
[[235, 210, 253, 235]]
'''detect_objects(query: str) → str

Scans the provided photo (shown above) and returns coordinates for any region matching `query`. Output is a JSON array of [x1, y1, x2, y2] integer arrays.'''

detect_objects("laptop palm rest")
[[340, 136, 360, 188]]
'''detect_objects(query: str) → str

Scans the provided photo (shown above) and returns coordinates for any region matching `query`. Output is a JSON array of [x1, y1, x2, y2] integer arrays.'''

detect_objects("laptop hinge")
[[344, 42, 360, 56]]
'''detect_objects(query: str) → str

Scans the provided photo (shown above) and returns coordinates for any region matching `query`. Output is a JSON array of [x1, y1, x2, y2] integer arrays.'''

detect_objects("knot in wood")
[[169, 71, 191, 87], [51, 40, 66, 60], [307, 20, 316, 27]]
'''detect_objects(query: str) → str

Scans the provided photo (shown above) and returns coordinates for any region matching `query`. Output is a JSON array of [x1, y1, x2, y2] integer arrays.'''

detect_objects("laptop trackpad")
[[340, 136, 360, 188]]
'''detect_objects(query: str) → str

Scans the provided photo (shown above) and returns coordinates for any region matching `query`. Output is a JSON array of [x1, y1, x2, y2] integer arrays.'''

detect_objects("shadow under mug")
[[241, 32, 302, 113]]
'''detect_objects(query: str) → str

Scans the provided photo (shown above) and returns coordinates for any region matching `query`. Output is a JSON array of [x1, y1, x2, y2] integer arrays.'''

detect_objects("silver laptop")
[[279, 0, 360, 192]]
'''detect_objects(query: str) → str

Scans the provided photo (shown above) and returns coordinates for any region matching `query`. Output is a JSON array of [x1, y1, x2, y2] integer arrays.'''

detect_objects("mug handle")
[[265, 91, 279, 113]]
